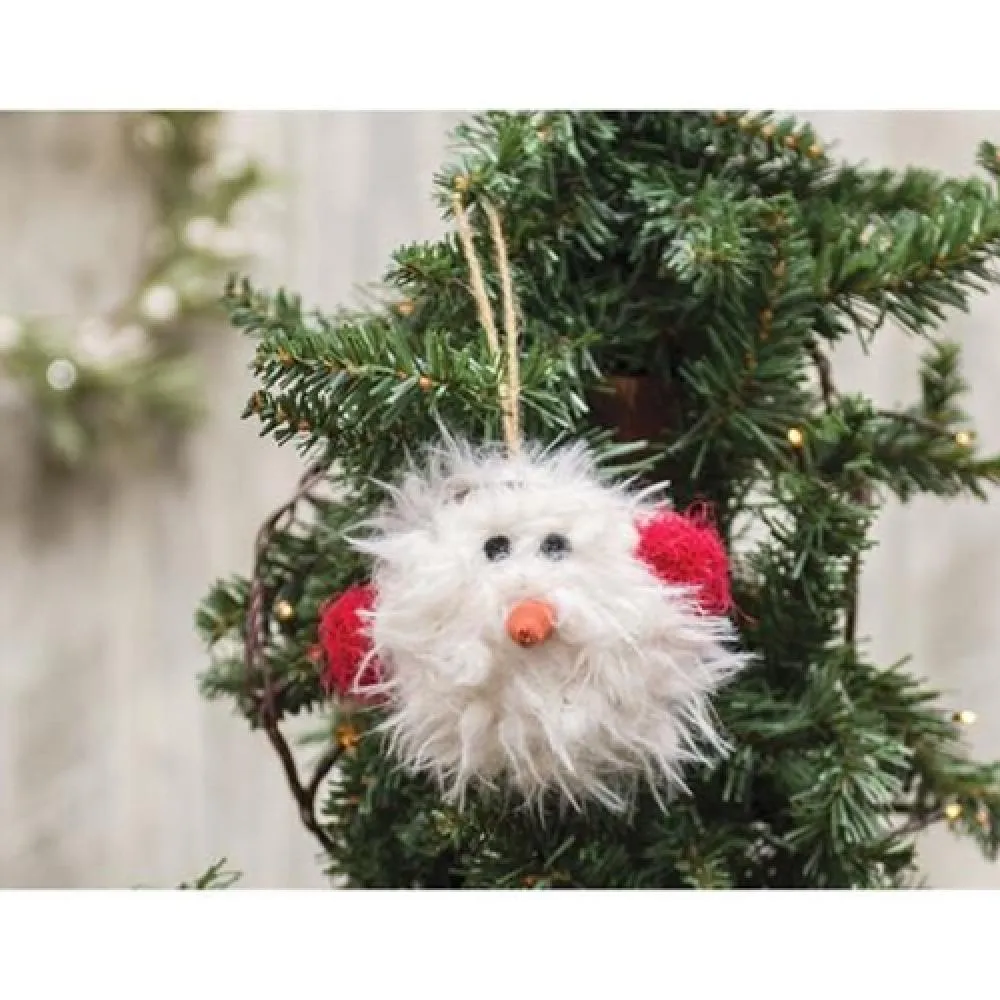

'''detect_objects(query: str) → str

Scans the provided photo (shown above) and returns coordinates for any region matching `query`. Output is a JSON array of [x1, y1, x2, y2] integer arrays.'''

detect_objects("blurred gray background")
[[0, 112, 997, 888]]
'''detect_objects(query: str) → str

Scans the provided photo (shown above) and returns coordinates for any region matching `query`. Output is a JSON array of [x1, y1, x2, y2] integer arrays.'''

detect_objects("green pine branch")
[[198, 111, 1000, 889]]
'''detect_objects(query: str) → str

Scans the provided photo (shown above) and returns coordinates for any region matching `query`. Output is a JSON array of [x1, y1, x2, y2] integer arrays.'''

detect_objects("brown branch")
[[805, 339, 870, 646], [246, 459, 328, 720], [843, 409, 958, 645], [244, 457, 341, 859], [804, 332, 882, 651], [263, 723, 339, 856], [306, 741, 346, 805], [877, 408, 956, 440], [843, 474, 874, 646], [890, 807, 946, 840], [844, 556, 861, 645], [807, 338, 838, 412]]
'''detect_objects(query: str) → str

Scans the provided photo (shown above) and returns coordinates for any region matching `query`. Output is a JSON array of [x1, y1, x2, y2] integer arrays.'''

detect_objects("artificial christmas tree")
[[199, 112, 1000, 888]]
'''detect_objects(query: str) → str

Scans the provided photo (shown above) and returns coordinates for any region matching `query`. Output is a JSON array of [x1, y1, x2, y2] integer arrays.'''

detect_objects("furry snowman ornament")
[[318, 196, 749, 812]]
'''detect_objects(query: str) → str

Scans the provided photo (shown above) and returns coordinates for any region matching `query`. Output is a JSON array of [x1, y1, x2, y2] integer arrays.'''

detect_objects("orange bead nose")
[[506, 599, 557, 648]]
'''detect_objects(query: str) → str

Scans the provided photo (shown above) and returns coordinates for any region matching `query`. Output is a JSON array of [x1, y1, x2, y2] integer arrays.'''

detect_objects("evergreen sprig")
[[177, 857, 242, 889], [198, 112, 1000, 888]]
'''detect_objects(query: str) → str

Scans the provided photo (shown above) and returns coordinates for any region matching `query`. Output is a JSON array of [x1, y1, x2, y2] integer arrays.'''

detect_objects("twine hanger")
[[451, 190, 522, 455]]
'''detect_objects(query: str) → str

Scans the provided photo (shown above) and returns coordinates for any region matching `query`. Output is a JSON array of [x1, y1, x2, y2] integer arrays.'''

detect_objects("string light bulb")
[[787, 427, 805, 448], [183, 216, 219, 251], [953, 709, 977, 726], [336, 721, 362, 751], [395, 299, 415, 318], [944, 802, 963, 822], [955, 430, 974, 448], [274, 599, 295, 623], [45, 359, 78, 392], [0, 315, 22, 350], [140, 284, 180, 324]]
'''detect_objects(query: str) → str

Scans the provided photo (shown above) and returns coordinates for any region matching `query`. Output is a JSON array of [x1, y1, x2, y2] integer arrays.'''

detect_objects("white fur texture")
[[353, 439, 748, 812]]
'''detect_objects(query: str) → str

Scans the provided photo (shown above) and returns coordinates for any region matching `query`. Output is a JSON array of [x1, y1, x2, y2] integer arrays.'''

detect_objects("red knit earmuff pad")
[[635, 507, 732, 616], [318, 583, 382, 697]]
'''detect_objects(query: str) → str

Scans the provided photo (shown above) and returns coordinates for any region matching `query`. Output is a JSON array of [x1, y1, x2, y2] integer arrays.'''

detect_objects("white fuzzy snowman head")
[[320, 439, 749, 812]]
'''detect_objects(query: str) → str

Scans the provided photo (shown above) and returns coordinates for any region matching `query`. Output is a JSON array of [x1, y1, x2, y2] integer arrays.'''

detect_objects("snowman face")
[[359, 441, 743, 811]]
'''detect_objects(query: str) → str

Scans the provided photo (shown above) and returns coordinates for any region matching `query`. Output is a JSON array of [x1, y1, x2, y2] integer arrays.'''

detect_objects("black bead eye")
[[540, 533, 571, 560], [483, 534, 512, 562]]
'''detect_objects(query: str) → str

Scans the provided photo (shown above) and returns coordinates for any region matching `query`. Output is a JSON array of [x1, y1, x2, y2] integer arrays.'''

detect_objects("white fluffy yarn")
[[353, 439, 748, 812]]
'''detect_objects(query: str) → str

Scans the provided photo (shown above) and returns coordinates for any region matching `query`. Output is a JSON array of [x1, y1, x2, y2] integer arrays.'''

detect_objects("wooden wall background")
[[1, 112, 998, 888]]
